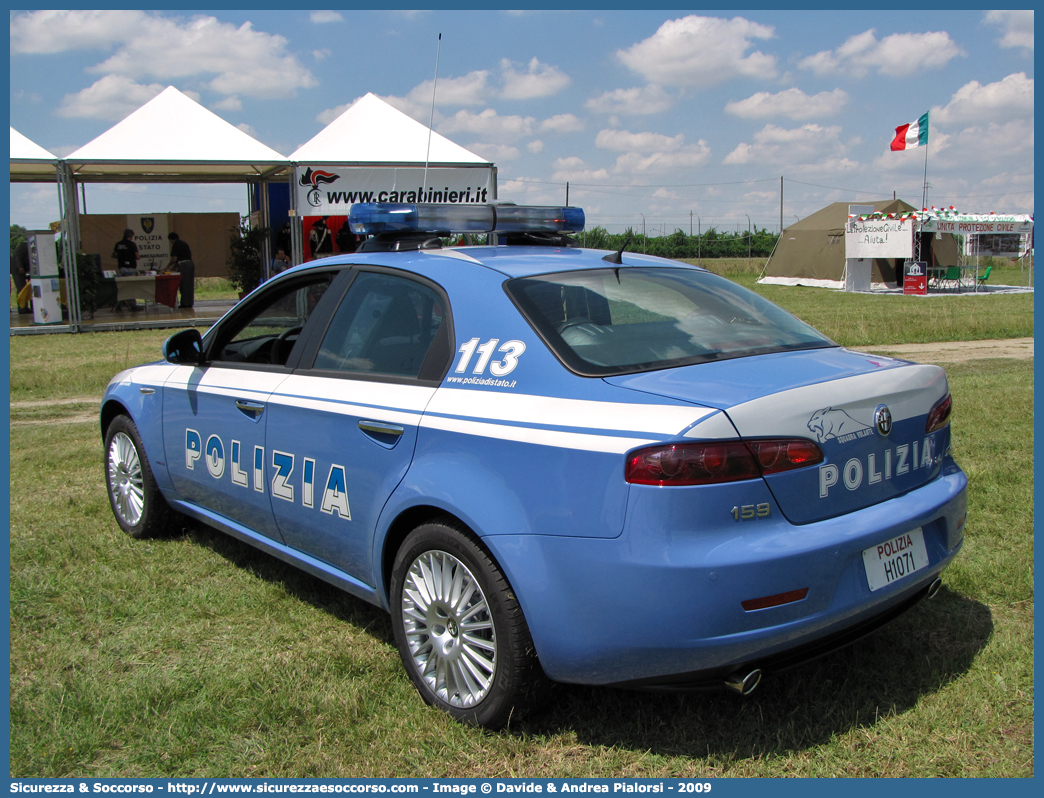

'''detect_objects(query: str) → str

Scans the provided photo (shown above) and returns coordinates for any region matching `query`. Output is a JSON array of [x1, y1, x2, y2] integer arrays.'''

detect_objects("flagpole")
[[918, 113, 930, 269], [921, 127, 929, 213]]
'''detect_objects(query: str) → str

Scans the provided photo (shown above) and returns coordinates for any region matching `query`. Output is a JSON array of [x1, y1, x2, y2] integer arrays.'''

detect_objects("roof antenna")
[[602, 232, 633, 264], [421, 33, 442, 199]]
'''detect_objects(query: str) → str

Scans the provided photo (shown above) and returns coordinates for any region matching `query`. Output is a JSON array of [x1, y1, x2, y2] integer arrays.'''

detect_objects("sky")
[[8, 8, 1035, 235]]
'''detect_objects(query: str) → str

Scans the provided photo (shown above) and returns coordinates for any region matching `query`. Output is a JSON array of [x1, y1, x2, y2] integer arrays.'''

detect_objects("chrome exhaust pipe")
[[926, 577, 943, 599], [724, 668, 762, 696]]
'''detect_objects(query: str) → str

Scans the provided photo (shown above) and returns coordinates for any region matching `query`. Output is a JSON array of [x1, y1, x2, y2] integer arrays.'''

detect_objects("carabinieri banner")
[[297, 165, 495, 215]]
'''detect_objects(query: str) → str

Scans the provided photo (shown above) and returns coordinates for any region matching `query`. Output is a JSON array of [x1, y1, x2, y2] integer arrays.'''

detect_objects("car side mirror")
[[163, 328, 204, 365]]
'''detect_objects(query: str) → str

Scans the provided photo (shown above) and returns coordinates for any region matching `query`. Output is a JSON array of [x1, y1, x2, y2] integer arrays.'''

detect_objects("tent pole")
[[60, 162, 83, 332], [259, 180, 272, 281], [289, 166, 303, 267]]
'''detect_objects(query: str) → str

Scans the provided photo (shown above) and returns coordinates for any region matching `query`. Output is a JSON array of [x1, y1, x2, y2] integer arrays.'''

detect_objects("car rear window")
[[505, 266, 835, 376]]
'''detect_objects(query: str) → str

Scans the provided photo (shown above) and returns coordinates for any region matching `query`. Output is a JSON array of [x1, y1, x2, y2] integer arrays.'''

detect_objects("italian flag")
[[890, 112, 929, 151]]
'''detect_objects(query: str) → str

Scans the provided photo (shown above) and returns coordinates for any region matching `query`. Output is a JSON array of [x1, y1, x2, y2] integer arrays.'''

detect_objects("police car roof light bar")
[[349, 203, 585, 236]]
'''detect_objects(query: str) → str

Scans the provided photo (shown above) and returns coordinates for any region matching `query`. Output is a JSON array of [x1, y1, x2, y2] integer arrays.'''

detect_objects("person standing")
[[11, 240, 31, 314], [112, 228, 141, 311], [167, 231, 194, 309], [309, 217, 332, 260]]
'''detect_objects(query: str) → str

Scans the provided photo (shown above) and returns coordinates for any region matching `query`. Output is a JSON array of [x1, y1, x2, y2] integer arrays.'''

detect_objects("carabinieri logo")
[[300, 167, 340, 207]]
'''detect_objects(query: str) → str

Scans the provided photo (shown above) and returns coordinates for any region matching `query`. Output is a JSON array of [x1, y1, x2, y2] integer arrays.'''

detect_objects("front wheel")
[[390, 522, 544, 728], [104, 414, 173, 539]]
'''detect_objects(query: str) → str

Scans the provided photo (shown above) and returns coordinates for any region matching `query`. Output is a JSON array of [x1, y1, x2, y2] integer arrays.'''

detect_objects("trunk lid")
[[606, 348, 952, 524]]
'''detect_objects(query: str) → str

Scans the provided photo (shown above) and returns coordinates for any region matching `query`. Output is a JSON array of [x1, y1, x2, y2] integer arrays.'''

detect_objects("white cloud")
[[497, 177, 563, 206], [596, 129, 686, 153], [414, 71, 492, 106], [540, 114, 584, 133], [13, 11, 318, 100], [500, 57, 571, 99], [725, 88, 848, 120], [317, 103, 352, 126], [617, 15, 777, 87], [313, 49, 332, 61], [799, 29, 964, 78], [595, 129, 711, 174], [984, 10, 1034, 50], [551, 156, 611, 183], [466, 143, 522, 162], [613, 144, 711, 174], [981, 171, 1033, 188], [527, 140, 544, 153], [438, 109, 536, 142], [10, 10, 144, 53], [12, 90, 43, 104], [931, 73, 1034, 125], [56, 75, 166, 120], [723, 123, 857, 173], [374, 71, 493, 122], [585, 85, 674, 116], [212, 95, 243, 112], [97, 18, 317, 99], [938, 120, 1034, 161], [379, 61, 569, 119], [236, 122, 257, 137], [310, 11, 344, 24]]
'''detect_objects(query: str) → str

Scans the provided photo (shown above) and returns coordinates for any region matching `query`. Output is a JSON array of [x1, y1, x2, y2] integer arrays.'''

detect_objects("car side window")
[[210, 274, 333, 366], [313, 272, 445, 378]]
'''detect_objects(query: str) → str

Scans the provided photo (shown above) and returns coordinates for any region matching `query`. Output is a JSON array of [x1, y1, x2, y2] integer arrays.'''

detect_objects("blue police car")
[[102, 203, 967, 728]]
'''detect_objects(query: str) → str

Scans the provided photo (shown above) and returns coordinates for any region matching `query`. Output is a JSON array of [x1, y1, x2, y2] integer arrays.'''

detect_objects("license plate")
[[862, 528, 930, 591]]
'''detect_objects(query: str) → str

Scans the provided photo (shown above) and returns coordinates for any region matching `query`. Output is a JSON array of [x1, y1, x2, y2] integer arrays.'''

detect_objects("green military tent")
[[759, 199, 959, 289]]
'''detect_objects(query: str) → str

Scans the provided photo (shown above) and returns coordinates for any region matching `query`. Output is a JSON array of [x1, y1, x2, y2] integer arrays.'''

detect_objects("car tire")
[[104, 414, 174, 539], [390, 521, 544, 729]]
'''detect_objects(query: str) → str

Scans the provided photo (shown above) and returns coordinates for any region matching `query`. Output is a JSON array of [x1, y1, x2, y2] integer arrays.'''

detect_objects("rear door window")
[[310, 271, 450, 381]]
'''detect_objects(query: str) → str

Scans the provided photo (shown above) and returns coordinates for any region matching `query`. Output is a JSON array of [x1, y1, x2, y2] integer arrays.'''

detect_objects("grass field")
[[8, 268, 1034, 778], [688, 258, 1034, 346]]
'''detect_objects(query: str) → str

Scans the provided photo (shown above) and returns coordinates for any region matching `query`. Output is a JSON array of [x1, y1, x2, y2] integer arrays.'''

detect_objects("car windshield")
[[506, 266, 836, 376]]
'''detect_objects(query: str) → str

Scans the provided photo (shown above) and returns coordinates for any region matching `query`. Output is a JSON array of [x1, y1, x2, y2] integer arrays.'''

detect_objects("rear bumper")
[[484, 463, 967, 685], [614, 575, 941, 690]]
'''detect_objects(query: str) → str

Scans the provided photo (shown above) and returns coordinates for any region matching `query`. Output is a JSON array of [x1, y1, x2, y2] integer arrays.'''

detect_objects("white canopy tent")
[[10, 127, 59, 180], [290, 92, 490, 165], [65, 86, 289, 181], [11, 89, 501, 332], [10, 127, 77, 331], [287, 93, 495, 264], [44, 87, 291, 331]]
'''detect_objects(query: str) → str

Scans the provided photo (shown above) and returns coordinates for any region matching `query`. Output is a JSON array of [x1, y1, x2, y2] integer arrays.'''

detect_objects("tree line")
[[576, 226, 779, 259]]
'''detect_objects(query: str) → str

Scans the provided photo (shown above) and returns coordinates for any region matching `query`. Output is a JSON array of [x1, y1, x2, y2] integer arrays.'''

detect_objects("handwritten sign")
[[845, 219, 913, 259]]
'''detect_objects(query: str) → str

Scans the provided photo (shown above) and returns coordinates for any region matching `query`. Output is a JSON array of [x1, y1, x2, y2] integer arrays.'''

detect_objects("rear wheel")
[[104, 415, 173, 539], [390, 522, 544, 728]]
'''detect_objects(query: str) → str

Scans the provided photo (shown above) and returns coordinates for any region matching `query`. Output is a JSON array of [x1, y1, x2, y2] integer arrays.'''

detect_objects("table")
[[113, 274, 182, 308]]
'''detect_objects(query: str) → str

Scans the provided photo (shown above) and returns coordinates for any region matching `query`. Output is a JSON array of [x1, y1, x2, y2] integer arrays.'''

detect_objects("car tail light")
[[926, 393, 952, 433], [746, 439, 823, 474], [625, 438, 823, 486]]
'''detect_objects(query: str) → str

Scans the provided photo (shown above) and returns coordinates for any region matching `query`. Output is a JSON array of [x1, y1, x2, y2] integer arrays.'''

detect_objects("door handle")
[[358, 420, 405, 437], [236, 399, 265, 420]]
